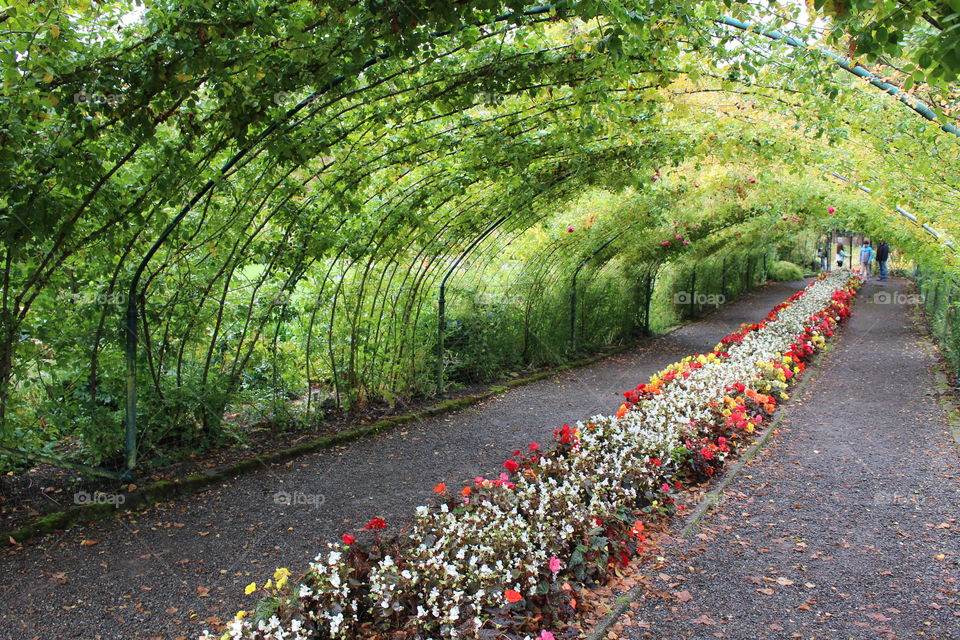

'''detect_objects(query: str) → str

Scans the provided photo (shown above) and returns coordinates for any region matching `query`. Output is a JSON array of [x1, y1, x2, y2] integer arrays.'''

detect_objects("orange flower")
[[615, 403, 628, 419], [460, 486, 472, 496], [433, 482, 446, 494], [505, 589, 523, 603]]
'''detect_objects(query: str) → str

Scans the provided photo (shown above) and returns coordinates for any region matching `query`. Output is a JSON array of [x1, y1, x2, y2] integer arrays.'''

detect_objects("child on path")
[[859, 240, 875, 280], [836, 244, 848, 268]]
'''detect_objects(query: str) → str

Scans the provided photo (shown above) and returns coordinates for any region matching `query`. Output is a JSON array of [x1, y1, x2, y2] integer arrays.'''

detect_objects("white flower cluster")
[[202, 271, 857, 640]]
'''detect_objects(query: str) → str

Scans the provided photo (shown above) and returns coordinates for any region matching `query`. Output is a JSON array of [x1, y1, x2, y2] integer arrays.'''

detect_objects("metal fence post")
[[644, 266, 655, 334], [688, 264, 697, 317]]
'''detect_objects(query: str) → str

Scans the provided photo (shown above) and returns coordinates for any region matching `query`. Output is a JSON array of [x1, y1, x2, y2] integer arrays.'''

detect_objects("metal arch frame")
[[829, 171, 957, 252], [436, 216, 509, 394], [569, 226, 635, 351], [108, 6, 960, 477], [717, 16, 960, 139], [119, 4, 560, 476]]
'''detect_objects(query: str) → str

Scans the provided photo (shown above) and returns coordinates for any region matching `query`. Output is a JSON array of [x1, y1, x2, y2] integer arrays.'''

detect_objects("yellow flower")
[[236, 610, 247, 619], [244, 582, 256, 595], [273, 567, 291, 590]]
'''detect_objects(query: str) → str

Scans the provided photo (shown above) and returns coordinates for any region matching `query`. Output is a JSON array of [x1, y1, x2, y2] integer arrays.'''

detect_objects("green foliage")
[[768, 261, 805, 282], [1, 1, 959, 474]]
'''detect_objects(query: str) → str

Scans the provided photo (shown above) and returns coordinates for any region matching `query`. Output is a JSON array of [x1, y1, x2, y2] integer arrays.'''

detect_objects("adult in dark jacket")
[[876, 241, 890, 281]]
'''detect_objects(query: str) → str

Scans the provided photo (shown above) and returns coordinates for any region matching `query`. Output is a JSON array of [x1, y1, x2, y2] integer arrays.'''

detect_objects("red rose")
[[503, 458, 520, 474], [342, 534, 355, 545], [364, 517, 387, 530]]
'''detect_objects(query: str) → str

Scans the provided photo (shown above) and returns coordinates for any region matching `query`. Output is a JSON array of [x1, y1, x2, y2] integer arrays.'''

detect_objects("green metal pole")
[[688, 264, 697, 318], [721, 254, 728, 300]]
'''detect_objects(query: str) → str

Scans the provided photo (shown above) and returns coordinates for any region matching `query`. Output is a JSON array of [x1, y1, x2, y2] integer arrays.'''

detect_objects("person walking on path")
[[859, 239, 875, 280], [876, 240, 890, 280], [836, 243, 848, 268]]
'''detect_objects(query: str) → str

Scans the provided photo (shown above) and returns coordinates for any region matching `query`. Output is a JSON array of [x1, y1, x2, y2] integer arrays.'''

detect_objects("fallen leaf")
[[693, 614, 717, 626], [866, 612, 892, 623], [79, 539, 99, 547], [197, 586, 210, 597], [673, 590, 694, 603], [757, 588, 776, 595]]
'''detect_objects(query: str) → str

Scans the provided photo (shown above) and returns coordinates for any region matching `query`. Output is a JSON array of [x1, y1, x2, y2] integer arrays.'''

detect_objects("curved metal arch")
[[717, 16, 960, 139]]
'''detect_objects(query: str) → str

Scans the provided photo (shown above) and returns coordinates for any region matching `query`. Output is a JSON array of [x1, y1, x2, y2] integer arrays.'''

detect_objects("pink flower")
[[748, 178, 756, 184], [660, 240, 670, 247], [567, 226, 574, 233], [529, 442, 540, 452], [828, 206, 836, 214], [549, 556, 562, 574], [540, 632, 556, 640], [682, 240, 689, 245], [660, 482, 671, 493]]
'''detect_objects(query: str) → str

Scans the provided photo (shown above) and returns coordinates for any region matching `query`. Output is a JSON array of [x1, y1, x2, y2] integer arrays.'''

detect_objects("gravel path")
[[612, 277, 960, 640], [0, 281, 809, 640]]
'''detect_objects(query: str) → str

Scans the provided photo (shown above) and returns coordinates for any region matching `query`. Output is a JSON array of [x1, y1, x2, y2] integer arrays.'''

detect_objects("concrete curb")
[[580, 322, 842, 640]]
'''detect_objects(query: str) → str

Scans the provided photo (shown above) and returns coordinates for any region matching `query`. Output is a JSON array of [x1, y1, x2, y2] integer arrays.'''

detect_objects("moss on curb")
[[1, 342, 640, 547]]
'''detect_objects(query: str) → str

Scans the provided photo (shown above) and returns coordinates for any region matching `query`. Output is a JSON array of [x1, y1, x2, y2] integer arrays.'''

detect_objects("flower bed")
[[203, 272, 860, 640]]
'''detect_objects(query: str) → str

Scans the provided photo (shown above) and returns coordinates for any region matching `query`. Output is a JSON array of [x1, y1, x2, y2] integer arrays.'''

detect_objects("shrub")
[[767, 260, 804, 281]]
